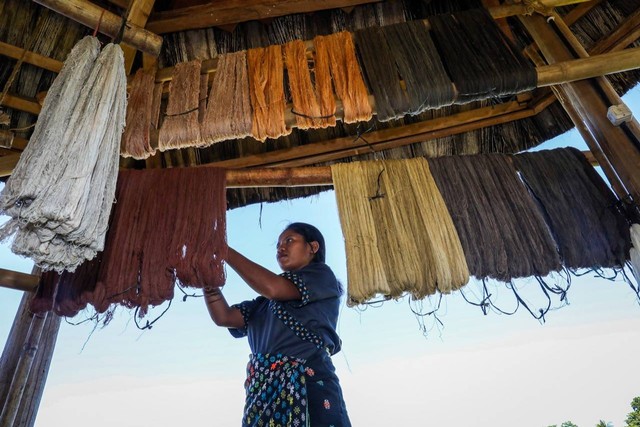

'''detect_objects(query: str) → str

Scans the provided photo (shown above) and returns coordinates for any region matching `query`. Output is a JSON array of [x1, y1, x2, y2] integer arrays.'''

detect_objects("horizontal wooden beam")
[[0, 153, 21, 177], [490, 0, 594, 19], [147, 0, 384, 34], [0, 94, 41, 115], [0, 268, 38, 293], [32, 0, 163, 57], [147, 0, 596, 34], [0, 147, 599, 188], [225, 151, 597, 187], [537, 47, 640, 86], [0, 41, 62, 73], [208, 100, 532, 169], [226, 166, 332, 187]]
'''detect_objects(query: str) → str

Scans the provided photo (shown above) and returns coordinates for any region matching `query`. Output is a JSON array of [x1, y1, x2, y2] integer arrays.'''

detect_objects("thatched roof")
[[0, 0, 638, 209]]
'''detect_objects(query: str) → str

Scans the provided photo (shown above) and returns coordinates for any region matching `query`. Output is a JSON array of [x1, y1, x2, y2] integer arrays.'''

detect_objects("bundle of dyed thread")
[[428, 8, 536, 103], [354, 20, 453, 121], [515, 147, 630, 269], [29, 167, 228, 317], [143, 10, 538, 149], [284, 40, 334, 129], [313, 31, 372, 124], [331, 158, 469, 305], [121, 68, 157, 159], [428, 153, 561, 281], [247, 45, 290, 141], [200, 51, 253, 145], [0, 36, 126, 272], [158, 60, 203, 150]]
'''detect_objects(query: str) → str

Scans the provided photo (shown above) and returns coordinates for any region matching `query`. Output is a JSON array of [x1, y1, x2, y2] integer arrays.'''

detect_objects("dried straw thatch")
[[331, 158, 469, 305], [0, 0, 90, 141], [158, 60, 203, 150], [0, 36, 126, 272]]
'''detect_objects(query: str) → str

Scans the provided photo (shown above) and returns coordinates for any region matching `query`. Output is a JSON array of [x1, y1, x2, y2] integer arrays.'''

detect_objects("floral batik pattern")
[[243, 353, 309, 427]]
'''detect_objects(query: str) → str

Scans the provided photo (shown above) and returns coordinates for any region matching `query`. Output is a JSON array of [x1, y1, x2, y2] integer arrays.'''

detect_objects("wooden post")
[[0, 307, 47, 427], [520, 13, 640, 203], [10, 312, 61, 427], [0, 271, 61, 427]]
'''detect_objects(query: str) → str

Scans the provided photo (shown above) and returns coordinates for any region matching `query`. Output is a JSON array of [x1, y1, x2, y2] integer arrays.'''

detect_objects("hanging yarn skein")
[[428, 153, 561, 281], [29, 167, 228, 317], [331, 158, 469, 306], [200, 51, 253, 145], [158, 59, 203, 150], [247, 45, 291, 141], [313, 32, 372, 124], [515, 148, 630, 269], [121, 68, 157, 159], [0, 36, 127, 272]]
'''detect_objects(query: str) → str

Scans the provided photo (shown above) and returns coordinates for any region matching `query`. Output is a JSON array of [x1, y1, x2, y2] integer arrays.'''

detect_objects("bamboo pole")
[[536, 47, 640, 87], [0, 269, 39, 293], [527, 48, 628, 198], [32, 0, 163, 57], [520, 13, 640, 203], [121, 0, 157, 73], [548, 12, 640, 142]]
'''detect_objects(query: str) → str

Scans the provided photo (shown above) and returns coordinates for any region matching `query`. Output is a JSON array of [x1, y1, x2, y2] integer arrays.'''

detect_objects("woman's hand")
[[226, 247, 301, 301]]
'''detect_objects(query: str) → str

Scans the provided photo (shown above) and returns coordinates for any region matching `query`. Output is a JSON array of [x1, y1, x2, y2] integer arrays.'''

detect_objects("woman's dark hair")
[[284, 222, 326, 263]]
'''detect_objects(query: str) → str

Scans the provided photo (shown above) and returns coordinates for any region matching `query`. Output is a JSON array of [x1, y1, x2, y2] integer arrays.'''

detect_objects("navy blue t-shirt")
[[229, 262, 342, 361]]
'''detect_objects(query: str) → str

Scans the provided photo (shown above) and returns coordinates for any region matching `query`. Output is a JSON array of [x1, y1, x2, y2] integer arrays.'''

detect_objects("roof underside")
[[0, 0, 638, 208]]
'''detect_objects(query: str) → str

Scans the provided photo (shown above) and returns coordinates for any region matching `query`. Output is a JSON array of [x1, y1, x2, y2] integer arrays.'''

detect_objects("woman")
[[204, 222, 351, 427]]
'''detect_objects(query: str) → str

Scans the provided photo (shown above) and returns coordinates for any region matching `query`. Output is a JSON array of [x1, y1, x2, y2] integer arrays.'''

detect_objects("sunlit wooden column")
[[0, 274, 61, 427], [520, 13, 640, 203]]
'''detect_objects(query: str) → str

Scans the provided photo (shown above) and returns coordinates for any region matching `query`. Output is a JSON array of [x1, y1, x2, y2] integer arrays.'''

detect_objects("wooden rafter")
[[590, 6, 640, 55], [146, 0, 385, 34], [146, 0, 598, 34], [208, 100, 535, 170], [522, 13, 640, 202], [0, 41, 62, 73], [0, 94, 40, 115]]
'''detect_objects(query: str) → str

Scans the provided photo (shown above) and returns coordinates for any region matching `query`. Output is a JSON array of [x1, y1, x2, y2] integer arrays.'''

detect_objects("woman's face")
[[276, 229, 319, 271]]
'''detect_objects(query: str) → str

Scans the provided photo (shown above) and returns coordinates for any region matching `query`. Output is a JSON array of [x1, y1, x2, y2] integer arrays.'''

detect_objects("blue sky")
[[1, 89, 640, 426]]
